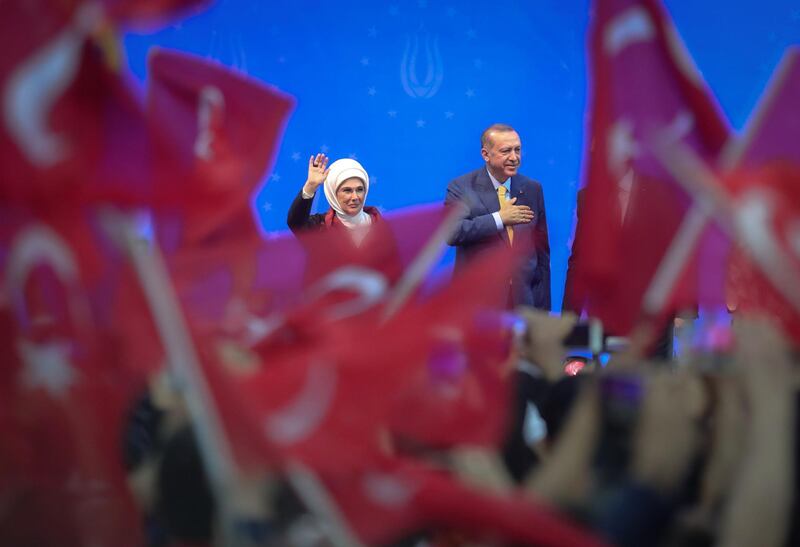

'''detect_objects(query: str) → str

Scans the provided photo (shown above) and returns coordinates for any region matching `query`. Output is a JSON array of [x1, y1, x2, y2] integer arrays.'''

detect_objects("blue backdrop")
[[123, 0, 800, 310]]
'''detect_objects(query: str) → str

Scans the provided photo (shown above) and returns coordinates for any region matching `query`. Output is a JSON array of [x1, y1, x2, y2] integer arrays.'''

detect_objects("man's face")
[[336, 177, 366, 215], [481, 130, 522, 181]]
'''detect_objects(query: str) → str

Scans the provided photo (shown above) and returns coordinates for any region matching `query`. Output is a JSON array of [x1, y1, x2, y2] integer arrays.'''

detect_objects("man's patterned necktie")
[[497, 185, 513, 245]]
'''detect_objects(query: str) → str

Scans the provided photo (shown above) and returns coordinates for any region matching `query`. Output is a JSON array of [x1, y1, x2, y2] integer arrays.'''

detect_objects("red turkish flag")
[[727, 164, 800, 342], [186, 215, 507, 472], [146, 48, 295, 251], [0, 211, 149, 547], [0, 1, 162, 211], [163, 204, 457, 474], [574, 0, 730, 335], [169, 203, 450, 345], [385, 243, 517, 449], [168, 230, 304, 337], [195, 316, 420, 472], [723, 48, 800, 341], [105, 0, 210, 29], [319, 454, 608, 547]]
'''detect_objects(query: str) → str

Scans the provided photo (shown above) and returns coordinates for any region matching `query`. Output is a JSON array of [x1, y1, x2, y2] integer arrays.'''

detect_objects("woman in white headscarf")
[[287, 153, 380, 243]]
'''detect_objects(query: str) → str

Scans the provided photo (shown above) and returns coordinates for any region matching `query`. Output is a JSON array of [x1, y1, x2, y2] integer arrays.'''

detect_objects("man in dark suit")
[[562, 187, 588, 315], [563, 174, 674, 359], [445, 123, 551, 310]]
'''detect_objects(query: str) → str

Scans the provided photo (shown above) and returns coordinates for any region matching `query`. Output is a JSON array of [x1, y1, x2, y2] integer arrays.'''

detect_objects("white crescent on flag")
[[264, 360, 337, 446], [3, 4, 101, 167]]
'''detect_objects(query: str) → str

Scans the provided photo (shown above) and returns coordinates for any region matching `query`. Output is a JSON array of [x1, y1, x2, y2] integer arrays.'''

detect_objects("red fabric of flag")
[[724, 49, 800, 342], [574, 0, 730, 334], [385, 243, 517, 449], [147, 49, 295, 251], [727, 163, 800, 342], [320, 454, 608, 547], [105, 0, 211, 29], [0, 211, 148, 547], [0, 1, 163, 211]]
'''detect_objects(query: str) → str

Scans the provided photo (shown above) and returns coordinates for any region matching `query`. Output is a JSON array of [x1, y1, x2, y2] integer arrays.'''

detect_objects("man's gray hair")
[[480, 123, 517, 149]]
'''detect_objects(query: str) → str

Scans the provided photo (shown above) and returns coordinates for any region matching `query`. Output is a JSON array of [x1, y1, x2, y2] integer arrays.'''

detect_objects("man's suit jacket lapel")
[[475, 169, 509, 245], [509, 176, 526, 204]]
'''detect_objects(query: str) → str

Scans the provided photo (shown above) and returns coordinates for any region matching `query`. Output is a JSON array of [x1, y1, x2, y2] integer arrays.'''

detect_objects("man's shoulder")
[[448, 167, 486, 188]]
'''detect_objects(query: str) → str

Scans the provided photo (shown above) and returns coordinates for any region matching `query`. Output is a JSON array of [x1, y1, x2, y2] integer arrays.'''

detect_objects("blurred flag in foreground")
[[573, 0, 730, 338]]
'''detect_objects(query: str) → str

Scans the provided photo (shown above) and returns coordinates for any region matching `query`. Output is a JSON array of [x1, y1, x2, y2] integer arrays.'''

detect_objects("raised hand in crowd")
[[515, 307, 578, 381], [630, 371, 703, 497], [302, 153, 330, 196], [697, 374, 745, 516], [449, 446, 514, 495], [526, 382, 601, 509], [667, 372, 746, 544], [718, 318, 797, 547]]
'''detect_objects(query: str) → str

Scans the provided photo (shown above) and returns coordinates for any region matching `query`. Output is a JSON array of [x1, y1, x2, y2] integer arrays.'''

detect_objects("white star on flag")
[[465, 88, 475, 98], [445, 111, 455, 119], [368, 26, 377, 38], [18, 340, 77, 399], [320, 144, 330, 153], [291, 152, 301, 161], [270, 173, 281, 182], [416, 119, 426, 128], [367, 86, 377, 96], [387, 110, 397, 118], [263, 202, 273, 213], [360, 57, 370, 67]]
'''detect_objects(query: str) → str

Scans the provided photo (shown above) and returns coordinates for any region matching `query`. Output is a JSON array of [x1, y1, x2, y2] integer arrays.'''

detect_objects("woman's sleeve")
[[287, 189, 316, 233]]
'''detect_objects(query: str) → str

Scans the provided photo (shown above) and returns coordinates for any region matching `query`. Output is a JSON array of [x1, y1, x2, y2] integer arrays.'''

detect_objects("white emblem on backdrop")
[[400, 33, 444, 99]]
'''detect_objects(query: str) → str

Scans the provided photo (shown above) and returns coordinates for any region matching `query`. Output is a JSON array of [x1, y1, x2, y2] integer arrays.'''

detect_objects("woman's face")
[[336, 177, 366, 215]]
